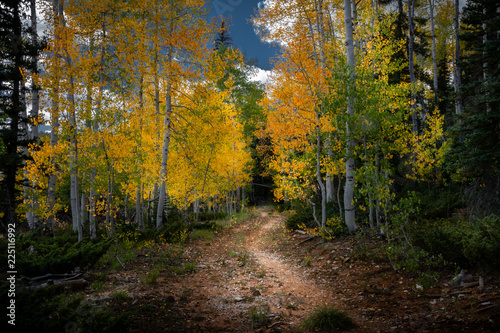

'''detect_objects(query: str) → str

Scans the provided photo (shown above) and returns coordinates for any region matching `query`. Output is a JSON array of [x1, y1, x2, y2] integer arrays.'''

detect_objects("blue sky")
[[208, 0, 279, 70]]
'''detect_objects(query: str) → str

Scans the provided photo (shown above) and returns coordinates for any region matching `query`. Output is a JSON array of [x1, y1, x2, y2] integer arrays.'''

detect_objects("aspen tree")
[[343, 0, 358, 233]]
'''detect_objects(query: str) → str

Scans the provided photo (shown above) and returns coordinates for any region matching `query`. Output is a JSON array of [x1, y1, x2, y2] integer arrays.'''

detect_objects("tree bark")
[[454, 0, 462, 115], [326, 139, 335, 203], [429, 0, 438, 105], [89, 183, 96, 238], [136, 186, 142, 229], [156, 48, 173, 229], [315, 118, 327, 227], [343, 0, 358, 233], [46, 0, 62, 231], [408, 0, 418, 133], [27, 0, 40, 228], [65, 29, 81, 241], [30, 0, 39, 141]]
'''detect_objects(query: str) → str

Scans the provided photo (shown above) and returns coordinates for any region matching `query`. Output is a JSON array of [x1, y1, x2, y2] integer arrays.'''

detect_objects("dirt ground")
[[85, 207, 499, 332]]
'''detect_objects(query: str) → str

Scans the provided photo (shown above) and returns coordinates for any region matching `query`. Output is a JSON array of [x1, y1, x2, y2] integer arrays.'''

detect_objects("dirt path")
[[173, 207, 376, 332]]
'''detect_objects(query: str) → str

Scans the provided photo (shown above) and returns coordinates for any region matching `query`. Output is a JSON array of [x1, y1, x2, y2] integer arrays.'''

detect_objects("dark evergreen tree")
[[0, 0, 35, 231], [437, 52, 454, 129], [448, 0, 500, 216], [214, 19, 232, 51]]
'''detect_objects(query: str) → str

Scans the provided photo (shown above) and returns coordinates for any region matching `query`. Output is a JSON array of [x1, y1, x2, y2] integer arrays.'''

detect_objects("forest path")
[[174, 206, 374, 332]]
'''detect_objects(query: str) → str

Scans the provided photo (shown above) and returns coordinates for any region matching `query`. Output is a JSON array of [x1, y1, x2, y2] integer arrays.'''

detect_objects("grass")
[[90, 280, 105, 294], [302, 305, 355, 331], [144, 269, 159, 284], [249, 303, 271, 328], [237, 250, 252, 267], [190, 229, 214, 241], [183, 262, 197, 272], [303, 256, 312, 267], [112, 290, 129, 301]]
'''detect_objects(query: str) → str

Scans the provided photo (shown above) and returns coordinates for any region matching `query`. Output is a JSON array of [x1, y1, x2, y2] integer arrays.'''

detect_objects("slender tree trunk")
[[124, 192, 129, 222], [343, 0, 358, 233], [80, 193, 87, 233], [58, 0, 81, 240], [106, 162, 115, 237], [375, 142, 381, 230], [30, 0, 39, 142], [315, 118, 327, 227], [46, 0, 62, 231], [28, 0, 40, 228], [482, 9, 490, 113], [429, 0, 438, 105], [454, 0, 462, 115], [146, 189, 151, 226], [69, 64, 81, 240], [89, 182, 96, 238], [408, 0, 418, 133], [326, 139, 335, 203], [136, 186, 142, 228], [363, 136, 374, 228], [156, 48, 173, 229]]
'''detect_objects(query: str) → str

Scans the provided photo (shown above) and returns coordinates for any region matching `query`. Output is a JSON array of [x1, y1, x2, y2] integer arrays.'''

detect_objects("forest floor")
[[84, 206, 499, 332]]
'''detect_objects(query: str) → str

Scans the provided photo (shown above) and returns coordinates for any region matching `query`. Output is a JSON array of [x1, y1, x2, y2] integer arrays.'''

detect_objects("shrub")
[[0, 287, 129, 333], [410, 214, 500, 273], [0, 233, 112, 277], [285, 207, 316, 230], [196, 211, 228, 222], [410, 218, 466, 265], [302, 305, 355, 331], [462, 215, 500, 273]]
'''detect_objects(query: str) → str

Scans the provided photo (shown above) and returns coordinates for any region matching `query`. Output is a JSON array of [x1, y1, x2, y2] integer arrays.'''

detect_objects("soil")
[[85, 207, 499, 332]]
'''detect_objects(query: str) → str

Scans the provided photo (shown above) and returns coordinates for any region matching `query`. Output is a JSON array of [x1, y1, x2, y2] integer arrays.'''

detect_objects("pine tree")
[[214, 19, 233, 51], [448, 0, 500, 216], [0, 0, 34, 230]]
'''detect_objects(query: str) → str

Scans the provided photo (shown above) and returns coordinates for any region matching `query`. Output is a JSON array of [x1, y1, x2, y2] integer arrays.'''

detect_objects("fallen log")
[[23, 278, 89, 292], [476, 304, 497, 313], [20, 272, 81, 283], [453, 281, 480, 289], [298, 235, 316, 245]]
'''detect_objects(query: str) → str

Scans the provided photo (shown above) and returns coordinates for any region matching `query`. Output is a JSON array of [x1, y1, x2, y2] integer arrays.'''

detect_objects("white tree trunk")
[[136, 186, 142, 229], [67, 45, 81, 241], [326, 139, 335, 203], [80, 193, 87, 231], [46, 0, 62, 231], [89, 185, 96, 238], [343, 0, 358, 233], [315, 120, 327, 227], [156, 50, 173, 229]]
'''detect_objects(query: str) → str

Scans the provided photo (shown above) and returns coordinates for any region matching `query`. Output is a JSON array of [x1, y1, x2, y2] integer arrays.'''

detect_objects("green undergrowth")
[[283, 202, 347, 237], [0, 230, 112, 277], [1, 287, 130, 333], [410, 214, 500, 273]]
